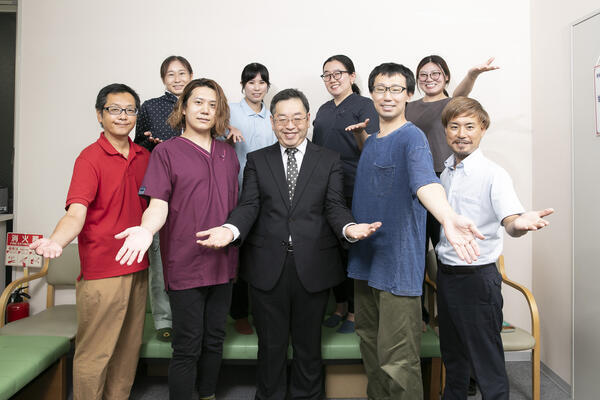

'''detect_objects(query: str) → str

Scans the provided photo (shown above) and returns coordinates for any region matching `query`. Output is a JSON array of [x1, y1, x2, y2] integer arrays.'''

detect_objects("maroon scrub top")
[[140, 136, 239, 290]]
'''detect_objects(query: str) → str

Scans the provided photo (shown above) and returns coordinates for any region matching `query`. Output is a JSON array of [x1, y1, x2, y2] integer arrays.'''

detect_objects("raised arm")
[[417, 183, 484, 263], [29, 203, 87, 258], [502, 208, 554, 238], [345, 118, 370, 150], [114, 198, 169, 265], [453, 57, 500, 97]]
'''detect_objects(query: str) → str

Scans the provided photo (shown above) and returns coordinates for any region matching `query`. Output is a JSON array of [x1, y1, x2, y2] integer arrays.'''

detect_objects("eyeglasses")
[[103, 106, 138, 116], [274, 115, 308, 126], [418, 71, 443, 82], [372, 85, 406, 95], [320, 71, 348, 82]]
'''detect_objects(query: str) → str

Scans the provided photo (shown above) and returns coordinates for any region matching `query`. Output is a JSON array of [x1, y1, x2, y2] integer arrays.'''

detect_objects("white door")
[[572, 9, 600, 399]]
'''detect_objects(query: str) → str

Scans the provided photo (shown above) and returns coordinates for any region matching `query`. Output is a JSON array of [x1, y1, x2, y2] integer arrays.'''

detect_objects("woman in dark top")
[[312, 54, 379, 333], [406, 55, 498, 248]]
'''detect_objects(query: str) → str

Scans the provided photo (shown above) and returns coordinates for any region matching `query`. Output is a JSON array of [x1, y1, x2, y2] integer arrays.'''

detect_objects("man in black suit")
[[197, 88, 381, 400]]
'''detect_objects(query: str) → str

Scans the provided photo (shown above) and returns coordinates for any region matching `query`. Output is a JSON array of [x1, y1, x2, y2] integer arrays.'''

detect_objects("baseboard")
[[541, 362, 572, 397]]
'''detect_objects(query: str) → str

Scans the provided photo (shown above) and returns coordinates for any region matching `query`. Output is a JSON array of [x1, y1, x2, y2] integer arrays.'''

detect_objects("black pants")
[[332, 196, 354, 313], [167, 282, 232, 400], [332, 243, 354, 313], [230, 275, 250, 320], [437, 263, 509, 400], [250, 251, 329, 400]]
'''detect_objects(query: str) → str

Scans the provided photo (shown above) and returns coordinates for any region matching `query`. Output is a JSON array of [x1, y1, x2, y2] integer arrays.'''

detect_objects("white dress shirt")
[[435, 149, 524, 266]]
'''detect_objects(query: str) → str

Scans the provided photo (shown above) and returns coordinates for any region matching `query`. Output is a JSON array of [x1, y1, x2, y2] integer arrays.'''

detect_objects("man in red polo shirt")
[[30, 83, 150, 400]]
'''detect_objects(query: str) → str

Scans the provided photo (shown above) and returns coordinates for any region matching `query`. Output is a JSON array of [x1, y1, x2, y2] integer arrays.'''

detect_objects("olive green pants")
[[354, 279, 423, 400]]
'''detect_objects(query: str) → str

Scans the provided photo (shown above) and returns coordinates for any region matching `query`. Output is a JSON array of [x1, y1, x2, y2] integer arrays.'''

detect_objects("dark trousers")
[[332, 243, 354, 313], [167, 282, 232, 400], [332, 196, 354, 313], [250, 251, 329, 400], [437, 263, 509, 400], [230, 275, 250, 320]]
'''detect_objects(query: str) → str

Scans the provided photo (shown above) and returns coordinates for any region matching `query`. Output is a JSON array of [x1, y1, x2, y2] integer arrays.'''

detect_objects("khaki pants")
[[73, 269, 148, 400], [354, 279, 423, 400]]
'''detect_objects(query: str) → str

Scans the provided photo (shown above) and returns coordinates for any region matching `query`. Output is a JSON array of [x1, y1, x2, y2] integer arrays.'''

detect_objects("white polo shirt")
[[435, 149, 524, 266]]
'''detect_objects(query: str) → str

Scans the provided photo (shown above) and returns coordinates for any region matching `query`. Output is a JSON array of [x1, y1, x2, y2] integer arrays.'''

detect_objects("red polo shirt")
[[66, 133, 150, 280]]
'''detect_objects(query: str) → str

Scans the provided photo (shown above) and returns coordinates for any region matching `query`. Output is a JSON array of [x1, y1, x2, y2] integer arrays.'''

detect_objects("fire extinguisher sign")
[[5, 233, 44, 268]]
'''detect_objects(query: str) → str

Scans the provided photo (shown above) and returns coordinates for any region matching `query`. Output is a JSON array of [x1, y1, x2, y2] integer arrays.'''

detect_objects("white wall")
[[14, 0, 534, 339], [531, 0, 599, 386]]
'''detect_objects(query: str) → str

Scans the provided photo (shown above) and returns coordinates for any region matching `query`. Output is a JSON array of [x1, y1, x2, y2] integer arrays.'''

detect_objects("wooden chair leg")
[[429, 357, 442, 400], [532, 348, 540, 400], [441, 362, 446, 396]]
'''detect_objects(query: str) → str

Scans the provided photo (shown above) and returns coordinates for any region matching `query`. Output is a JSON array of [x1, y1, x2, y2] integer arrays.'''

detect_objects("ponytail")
[[351, 83, 361, 95]]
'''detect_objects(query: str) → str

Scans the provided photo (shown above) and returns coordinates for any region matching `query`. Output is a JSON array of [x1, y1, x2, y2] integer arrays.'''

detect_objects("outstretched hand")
[[512, 208, 554, 232], [196, 226, 234, 249], [30, 238, 63, 259], [442, 214, 485, 264], [114, 226, 153, 266], [345, 118, 370, 134], [144, 131, 163, 144], [468, 57, 500, 78], [226, 126, 245, 144], [345, 222, 382, 240]]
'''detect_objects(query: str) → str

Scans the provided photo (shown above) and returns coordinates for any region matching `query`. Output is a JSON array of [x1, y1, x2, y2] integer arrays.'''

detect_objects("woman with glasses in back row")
[[406, 55, 498, 251], [312, 54, 379, 334]]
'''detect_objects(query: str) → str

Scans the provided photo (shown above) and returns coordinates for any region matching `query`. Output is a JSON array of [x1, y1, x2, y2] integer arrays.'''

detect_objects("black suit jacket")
[[227, 140, 355, 293]]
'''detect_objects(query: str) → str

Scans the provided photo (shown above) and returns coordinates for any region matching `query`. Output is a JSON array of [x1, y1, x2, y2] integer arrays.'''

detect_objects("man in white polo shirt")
[[435, 96, 553, 400]]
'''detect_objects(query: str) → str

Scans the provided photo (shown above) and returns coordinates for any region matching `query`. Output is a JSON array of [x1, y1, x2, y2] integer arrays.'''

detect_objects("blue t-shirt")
[[312, 93, 379, 198], [348, 122, 439, 296]]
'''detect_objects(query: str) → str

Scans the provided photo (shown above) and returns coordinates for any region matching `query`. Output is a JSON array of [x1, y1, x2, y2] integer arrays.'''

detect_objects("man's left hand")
[[345, 222, 382, 240], [513, 208, 554, 232]]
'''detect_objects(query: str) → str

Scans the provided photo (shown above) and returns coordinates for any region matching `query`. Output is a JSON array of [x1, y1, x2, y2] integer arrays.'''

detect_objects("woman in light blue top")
[[229, 63, 277, 191], [228, 62, 277, 334]]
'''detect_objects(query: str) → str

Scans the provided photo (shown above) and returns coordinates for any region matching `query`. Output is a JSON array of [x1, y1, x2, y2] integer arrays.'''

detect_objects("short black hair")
[[368, 63, 415, 95], [270, 88, 310, 115], [95, 83, 141, 112], [241, 62, 270, 88]]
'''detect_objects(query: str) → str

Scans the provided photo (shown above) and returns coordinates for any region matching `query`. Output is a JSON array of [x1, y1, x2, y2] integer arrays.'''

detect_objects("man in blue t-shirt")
[[345, 63, 484, 400]]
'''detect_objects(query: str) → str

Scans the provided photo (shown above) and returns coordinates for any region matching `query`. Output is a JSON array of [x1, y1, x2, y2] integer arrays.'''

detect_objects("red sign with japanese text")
[[5, 233, 44, 267]]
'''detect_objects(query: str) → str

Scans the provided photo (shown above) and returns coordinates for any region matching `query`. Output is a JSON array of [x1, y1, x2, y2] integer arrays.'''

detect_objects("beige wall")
[[14, 0, 534, 355], [531, 0, 599, 385]]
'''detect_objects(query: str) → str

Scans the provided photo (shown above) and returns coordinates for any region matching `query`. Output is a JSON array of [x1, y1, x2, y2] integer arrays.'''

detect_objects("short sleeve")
[[359, 98, 380, 135], [406, 134, 439, 195], [490, 167, 525, 222], [66, 156, 98, 209], [139, 145, 173, 202]]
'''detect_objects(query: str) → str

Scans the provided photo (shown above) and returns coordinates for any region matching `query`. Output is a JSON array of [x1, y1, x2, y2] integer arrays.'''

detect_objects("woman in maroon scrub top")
[[115, 78, 239, 400]]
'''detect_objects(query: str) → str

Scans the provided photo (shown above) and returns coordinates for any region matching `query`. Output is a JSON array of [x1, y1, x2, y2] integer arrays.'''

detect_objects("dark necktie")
[[285, 148, 299, 203]]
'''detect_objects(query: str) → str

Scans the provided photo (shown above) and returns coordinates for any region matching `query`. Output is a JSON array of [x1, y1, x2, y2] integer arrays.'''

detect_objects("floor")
[[84, 361, 570, 400]]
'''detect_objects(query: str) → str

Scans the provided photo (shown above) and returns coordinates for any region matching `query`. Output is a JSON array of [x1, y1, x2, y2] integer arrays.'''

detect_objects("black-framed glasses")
[[103, 106, 138, 116], [372, 85, 406, 95], [274, 115, 308, 126], [418, 71, 443, 82], [320, 70, 348, 82]]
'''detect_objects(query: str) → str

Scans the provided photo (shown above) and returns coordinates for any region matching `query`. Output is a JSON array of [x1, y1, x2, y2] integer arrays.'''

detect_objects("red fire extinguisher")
[[6, 286, 30, 323]]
